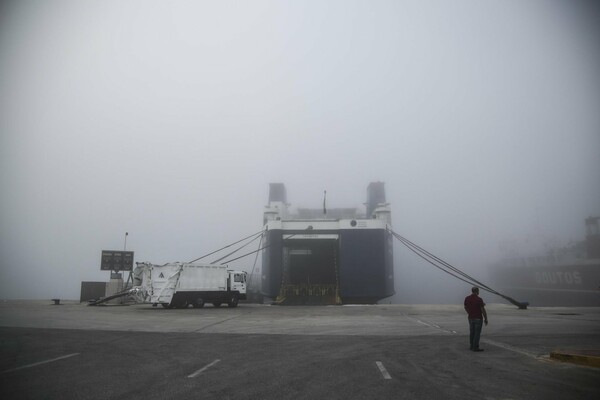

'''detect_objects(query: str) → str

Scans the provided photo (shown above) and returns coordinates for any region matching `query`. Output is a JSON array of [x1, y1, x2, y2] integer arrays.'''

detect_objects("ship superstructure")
[[261, 182, 394, 305]]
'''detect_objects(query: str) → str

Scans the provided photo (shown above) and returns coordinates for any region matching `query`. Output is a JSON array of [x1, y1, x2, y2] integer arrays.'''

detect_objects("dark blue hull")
[[261, 228, 394, 304]]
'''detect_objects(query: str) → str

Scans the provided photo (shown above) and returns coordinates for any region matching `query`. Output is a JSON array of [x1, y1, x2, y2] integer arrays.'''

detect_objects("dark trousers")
[[468, 318, 483, 350]]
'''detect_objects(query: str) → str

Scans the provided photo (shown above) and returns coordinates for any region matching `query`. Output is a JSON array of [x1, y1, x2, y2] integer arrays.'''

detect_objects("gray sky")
[[1, 0, 599, 302]]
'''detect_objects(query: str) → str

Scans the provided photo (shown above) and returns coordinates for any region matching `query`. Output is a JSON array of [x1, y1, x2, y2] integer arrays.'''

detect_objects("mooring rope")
[[188, 229, 265, 263], [390, 228, 528, 309]]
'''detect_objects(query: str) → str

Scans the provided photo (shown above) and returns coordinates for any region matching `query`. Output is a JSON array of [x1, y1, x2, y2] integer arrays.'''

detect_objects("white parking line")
[[482, 339, 541, 360], [375, 361, 392, 379], [188, 359, 221, 378], [415, 318, 457, 334], [0, 353, 80, 375]]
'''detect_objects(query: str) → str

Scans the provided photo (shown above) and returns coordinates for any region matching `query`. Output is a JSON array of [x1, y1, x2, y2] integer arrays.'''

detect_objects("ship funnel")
[[269, 183, 287, 204], [265, 183, 288, 224], [366, 182, 386, 218]]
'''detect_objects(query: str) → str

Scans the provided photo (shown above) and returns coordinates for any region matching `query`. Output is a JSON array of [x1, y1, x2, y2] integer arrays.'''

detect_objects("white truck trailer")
[[131, 262, 247, 308]]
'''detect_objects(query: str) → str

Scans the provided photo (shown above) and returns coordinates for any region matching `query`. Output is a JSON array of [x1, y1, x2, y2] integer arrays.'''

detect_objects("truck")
[[130, 262, 247, 308]]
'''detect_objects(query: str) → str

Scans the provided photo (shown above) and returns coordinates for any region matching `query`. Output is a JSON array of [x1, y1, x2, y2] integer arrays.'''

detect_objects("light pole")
[[124, 232, 128, 251]]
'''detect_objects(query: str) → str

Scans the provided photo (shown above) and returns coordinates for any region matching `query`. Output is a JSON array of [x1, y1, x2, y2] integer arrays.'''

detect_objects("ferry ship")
[[491, 217, 600, 306], [260, 182, 394, 305]]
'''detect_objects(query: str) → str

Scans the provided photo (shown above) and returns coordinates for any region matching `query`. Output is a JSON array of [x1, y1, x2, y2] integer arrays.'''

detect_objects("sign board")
[[101, 250, 134, 271]]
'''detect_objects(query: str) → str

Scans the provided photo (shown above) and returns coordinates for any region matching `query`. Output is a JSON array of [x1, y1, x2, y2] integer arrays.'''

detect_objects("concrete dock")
[[1, 300, 599, 399]]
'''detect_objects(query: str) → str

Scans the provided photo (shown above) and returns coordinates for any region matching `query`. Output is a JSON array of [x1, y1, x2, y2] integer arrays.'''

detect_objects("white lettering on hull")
[[534, 271, 582, 285]]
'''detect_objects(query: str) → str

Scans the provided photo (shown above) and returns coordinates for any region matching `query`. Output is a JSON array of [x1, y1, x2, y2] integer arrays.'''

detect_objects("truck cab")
[[228, 271, 248, 299]]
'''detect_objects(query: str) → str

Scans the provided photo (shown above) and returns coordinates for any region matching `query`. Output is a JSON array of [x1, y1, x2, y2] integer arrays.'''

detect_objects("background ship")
[[491, 217, 600, 306], [260, 182, 394, 305]]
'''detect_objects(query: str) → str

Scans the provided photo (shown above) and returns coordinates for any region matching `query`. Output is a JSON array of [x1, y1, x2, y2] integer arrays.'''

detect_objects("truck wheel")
[[192, 298, 205, 308], [227, 296, 239, 308], [212, 302, 222, 307], [175, 301, 189, 309], [161, 303, 172, 309], [169, 297, 188, 309]]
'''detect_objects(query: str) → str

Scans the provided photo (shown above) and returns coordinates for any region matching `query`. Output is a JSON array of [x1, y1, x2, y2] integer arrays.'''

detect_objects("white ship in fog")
[[260, 182, 394, 305]]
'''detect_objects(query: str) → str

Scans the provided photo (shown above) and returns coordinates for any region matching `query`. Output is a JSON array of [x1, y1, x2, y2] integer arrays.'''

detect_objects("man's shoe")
[[473, 348, 484, 352]]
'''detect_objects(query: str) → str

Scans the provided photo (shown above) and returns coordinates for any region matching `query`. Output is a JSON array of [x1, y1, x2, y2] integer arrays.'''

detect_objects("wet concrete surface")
[[0, 301, 599, 399]]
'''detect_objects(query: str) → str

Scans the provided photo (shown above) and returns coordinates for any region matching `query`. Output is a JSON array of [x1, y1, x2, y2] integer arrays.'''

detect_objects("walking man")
[[464, 286, 488, 352]]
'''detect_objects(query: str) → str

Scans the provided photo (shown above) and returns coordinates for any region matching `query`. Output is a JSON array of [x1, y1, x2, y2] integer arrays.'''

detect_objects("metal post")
[[124, 232, 133, 289]]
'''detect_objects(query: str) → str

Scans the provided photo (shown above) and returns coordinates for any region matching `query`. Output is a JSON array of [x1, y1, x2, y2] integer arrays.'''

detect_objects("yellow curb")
[[549, 350, 600, 368]]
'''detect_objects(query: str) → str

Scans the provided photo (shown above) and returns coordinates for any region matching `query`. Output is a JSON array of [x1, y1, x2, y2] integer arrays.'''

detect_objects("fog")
[[1, 1, 599, 304]]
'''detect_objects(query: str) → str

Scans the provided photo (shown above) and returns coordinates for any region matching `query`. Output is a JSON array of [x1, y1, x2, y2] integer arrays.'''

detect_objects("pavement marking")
[[0, 353, 80, 375], [550, 350, 600, 368], [194, 315, 241, 332], [188, 359, 221, 378], [414, 318, 457, 334], [482, 339, 540, 360], [375, 361, 392, 380]]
